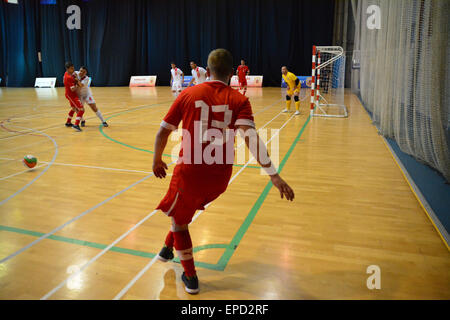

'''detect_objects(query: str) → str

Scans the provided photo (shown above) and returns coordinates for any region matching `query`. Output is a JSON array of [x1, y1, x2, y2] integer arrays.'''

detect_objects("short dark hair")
[[208, 49, 233, 78], [80, 66, 88, 73], [65, 61, 74, 69]]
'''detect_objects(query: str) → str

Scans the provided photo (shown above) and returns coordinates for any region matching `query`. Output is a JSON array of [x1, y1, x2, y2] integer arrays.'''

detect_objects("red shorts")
[[156, 164, 233, 225], [239, 77, 247, 87], [65, 94, 83, 110]]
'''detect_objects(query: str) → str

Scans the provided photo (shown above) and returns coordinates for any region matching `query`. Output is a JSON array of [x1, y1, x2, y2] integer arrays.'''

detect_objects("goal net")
[[310, 46, 348, 118]]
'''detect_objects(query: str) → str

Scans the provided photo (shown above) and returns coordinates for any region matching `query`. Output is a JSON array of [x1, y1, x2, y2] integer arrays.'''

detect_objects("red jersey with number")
[[161, 80, 255, 172], [63, 72, 77, 98], [237, 65, 249, 81], [157, 80, 255, 224]]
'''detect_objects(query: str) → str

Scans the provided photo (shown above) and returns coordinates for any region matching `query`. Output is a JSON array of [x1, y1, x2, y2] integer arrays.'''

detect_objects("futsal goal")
[[310, 46, 348, 118]]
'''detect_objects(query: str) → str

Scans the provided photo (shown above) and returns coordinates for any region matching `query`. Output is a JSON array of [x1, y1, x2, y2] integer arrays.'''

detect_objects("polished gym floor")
[[0, 86, 448, 299]]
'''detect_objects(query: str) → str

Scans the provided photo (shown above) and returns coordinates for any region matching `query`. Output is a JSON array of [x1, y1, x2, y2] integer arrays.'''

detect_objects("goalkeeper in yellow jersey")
[[281, 66, 301, 115]]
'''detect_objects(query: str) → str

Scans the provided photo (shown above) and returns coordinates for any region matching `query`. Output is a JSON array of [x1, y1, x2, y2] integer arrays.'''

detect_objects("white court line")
[[0, 103, 174, 265], [41, 209, 160, 300], [1, 100, 284, 176], [0, 118, 87, 141], [0, 125, 58, 207], [0, 103, 168, 141], [0, 99, 273, 141], [2, 102, 111, 123], [0, 171, 159, 265], [8, 109, 69, 121], [0, 164, 47, 181], [113, 112, 298, 300], [253, 99, 282, 116], [0, 138, 53, 154], [0, 105, 283, 174], [0, 157, 153, 175], [191, 110, 294, 223], [112, 255, 159, 300], [0, 101, 281, 175], [39, 158, 177, 300], [38, 99, 285, 300], [37, 161, 152, 175]]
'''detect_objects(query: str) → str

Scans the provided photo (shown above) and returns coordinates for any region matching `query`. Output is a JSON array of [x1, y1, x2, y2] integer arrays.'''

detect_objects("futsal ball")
[[23, 155, 37, 169]]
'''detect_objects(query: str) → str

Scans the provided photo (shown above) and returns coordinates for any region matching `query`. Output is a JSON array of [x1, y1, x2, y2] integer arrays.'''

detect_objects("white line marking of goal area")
[[0, 103, 167, 141], [113, 112, 298, 300], [1, 157, 176, 266], [0, 126, 58, 207], [0, 158, 153, 176], [112, 255, 159, 300], [41, 103, 289, 300], [0, 164, 47, 181], [0, 172, 157, 265], [32, 161, 153, 175], [40, 209, 160, 300], [39, 159, 177, 300]]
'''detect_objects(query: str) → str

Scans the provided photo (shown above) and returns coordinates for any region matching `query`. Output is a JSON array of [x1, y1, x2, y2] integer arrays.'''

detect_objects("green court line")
[[216, 114, 312, 270], [0, 225, 226, 271], [0, 107, 310, 273], [99, 101, 174, 158], [99, 102, 261, 169]]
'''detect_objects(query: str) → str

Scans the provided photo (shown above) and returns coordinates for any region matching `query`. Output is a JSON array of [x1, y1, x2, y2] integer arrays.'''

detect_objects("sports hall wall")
[[0, 0, 335, 87]]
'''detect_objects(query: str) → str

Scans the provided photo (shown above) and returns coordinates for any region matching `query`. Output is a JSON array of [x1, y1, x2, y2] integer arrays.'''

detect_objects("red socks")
[[162, 229, 197, 277], [173, 230, 196, 277], [67, 110, 75, 124], [164, 231, 174, 248], [75, 109, 84, 126], [66, 108, 84, 126]]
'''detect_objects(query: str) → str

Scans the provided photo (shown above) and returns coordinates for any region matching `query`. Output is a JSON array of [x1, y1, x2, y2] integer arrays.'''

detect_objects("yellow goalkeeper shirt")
[[282, 72, 299, 90]]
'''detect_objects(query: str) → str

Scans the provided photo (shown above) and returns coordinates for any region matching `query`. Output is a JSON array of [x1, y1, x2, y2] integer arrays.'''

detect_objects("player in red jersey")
[[236, 59, 250, 95], [152, 49, 294, 294], [63, 62, 85, 132]]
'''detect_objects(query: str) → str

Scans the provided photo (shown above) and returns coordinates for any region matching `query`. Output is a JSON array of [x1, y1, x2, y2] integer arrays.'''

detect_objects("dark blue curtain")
[[0, 0, 334, 87], [39, 0, 84, 86], [0, 4, 6, 86], [0, 0, 40, 87]]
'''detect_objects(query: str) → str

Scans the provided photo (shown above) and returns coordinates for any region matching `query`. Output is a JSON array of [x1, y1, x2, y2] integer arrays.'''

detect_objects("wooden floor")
[[0, 86, 448, 300]]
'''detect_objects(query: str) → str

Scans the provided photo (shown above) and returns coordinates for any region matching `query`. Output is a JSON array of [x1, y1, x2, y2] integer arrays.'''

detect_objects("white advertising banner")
[[230, 75, 263, 87], [129, 75, 157, 87], [34, 77, 57, 88]]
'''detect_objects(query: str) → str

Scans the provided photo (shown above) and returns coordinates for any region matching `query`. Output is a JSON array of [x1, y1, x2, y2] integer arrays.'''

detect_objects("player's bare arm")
[[152, 126, 171, 178], [236, 124, 295, 201]]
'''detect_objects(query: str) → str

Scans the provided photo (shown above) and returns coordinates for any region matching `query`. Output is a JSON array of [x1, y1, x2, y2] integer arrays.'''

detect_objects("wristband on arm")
[[262, 162, 278, 176]]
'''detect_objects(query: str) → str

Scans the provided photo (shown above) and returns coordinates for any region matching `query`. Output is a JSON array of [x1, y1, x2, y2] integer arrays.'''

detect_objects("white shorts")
[[171, 80, 182, 92], [80, 94, 96, 105]]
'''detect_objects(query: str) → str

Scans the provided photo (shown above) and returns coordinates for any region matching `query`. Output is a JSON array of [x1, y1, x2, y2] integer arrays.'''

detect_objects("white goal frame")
[[310, 46, 348, 118]]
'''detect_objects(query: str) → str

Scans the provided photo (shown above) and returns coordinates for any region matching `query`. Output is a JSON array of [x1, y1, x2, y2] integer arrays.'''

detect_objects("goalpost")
[[310, 46, 348, 118]]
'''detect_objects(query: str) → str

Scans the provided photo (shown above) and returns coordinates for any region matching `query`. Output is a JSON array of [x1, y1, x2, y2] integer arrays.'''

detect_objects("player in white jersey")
[[170, 62, 184, 95], [74, 66, 108, 127], [187, 61, 207, 86]]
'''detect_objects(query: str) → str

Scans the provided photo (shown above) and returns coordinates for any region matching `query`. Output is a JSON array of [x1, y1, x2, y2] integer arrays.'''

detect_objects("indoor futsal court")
[[0, 0, 449, 303]]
